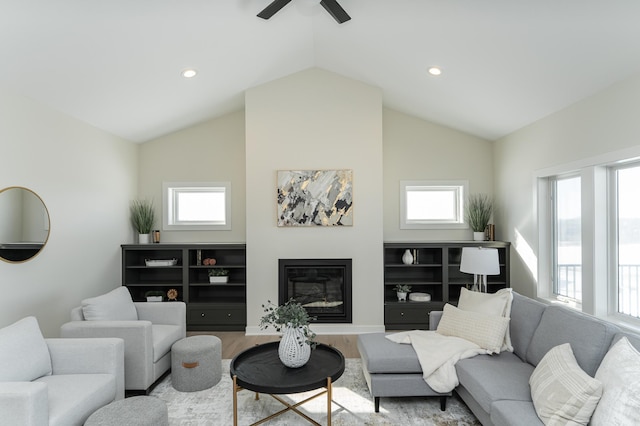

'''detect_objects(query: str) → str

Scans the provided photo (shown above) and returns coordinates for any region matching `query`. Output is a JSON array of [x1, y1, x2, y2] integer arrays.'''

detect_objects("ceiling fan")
[[258, 0, 351, 24]]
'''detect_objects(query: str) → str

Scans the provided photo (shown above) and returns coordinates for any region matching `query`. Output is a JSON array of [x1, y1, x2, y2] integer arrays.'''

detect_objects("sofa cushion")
[[37, 374, 116, 426], [529, 343, 602, 426], [509, 292, 546, 362], [82, 287, 138, 321], [525, 305, 618, 376], [0, 316, 52, 382], [457, 287, 513, 352], [456, 352, 534, 414], [357, 333, 422, 374], [491, 400, 543, 426], [590, 336, 640, 425], [152, 324, 183, 363], [436, 304, 510, 353]]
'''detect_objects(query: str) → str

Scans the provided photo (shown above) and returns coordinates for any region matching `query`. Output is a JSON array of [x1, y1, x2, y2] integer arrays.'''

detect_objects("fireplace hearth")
[[278, 258, 352, 323]]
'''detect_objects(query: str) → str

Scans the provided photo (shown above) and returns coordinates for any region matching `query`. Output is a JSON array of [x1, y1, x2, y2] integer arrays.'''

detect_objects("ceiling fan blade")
[[257, 0, 293, 20], [320, 0, 351, 24]]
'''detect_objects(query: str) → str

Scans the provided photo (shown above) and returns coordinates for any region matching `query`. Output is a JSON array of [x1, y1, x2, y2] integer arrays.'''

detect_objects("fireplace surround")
[[278, 258, 352, 323]]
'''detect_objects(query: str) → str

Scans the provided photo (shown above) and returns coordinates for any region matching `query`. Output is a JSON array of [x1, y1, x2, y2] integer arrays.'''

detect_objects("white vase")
[[473, 232, 485, 241], [397, 292, 407, 301], [402, 249, 414, 265], [278, 325, 311, 368], [138, 233, 150, 244]]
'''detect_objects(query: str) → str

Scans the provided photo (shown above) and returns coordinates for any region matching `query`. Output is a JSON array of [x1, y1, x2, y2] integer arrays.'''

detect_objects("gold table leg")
[[233, 375, 238, 426]]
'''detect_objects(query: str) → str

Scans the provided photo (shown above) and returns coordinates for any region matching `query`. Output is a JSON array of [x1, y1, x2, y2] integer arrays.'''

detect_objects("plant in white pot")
[[208, 268, 229, 283], [130, 199, 155, 244], [394, 284, 411, 301], [260, 299, 317, 368], [465, 194, 493, 241]]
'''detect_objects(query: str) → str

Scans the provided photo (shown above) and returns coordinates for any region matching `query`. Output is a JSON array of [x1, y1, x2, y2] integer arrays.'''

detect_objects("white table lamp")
[[460, 247, 500, 292]]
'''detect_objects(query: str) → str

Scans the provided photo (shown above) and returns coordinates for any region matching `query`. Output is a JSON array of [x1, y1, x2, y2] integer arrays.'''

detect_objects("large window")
[[163, 182, 231, 230], [612, 163, 640, 319], [552, 175, 582, 302], [400, 180, 468, 229]]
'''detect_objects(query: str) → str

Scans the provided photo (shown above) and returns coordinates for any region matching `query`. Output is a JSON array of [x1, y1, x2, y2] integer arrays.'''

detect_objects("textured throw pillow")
[[590, 337, 640, 425], [529, 343, 602, 425], [457, 287, 513, 352], [82, 287, 138, 321], [436, 303, 509, 353], [0, 316, 52, 381]]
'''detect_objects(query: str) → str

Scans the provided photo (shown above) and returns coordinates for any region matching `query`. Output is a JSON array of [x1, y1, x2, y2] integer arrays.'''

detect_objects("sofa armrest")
[[46, 337, 125, 400], [429, 311, 443, 330], [0, 381, 49, 426], [135, 301, 186, 328]]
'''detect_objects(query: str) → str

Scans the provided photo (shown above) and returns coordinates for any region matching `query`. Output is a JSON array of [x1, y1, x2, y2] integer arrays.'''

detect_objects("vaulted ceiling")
[[2, 0, 640, 143]]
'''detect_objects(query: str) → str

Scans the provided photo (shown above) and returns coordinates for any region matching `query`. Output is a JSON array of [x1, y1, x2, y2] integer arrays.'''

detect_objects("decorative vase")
[[138, 233, 150, 244], [397, 291, 407, 301], [402, 249, 414, 265], [278, 325, 311, 368], [473, 232, 485, 241]]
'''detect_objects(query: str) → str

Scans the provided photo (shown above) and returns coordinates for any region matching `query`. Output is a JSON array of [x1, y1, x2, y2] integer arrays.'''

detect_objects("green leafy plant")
[[465, 194, 493, 232], [394, 284, 411, 293], [208, 268, 229, 277], [130, 199, 155, 234], [144, 290, 164, 300], [260, 299, 317, 348]]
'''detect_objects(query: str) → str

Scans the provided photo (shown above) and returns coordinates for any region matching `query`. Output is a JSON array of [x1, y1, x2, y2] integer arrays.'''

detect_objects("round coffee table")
[[230, 341, 345, 425]]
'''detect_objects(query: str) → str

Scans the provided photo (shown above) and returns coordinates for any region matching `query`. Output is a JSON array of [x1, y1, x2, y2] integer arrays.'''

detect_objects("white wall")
[[245, 68, 384, 333], [0, 88, 137, 337], [383, 108, 494, 242], [138, 111, 246, 243], [494, 72, 640, 297]]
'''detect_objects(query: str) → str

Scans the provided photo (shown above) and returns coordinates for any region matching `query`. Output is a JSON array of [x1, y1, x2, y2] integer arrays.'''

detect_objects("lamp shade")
[[460, 247, 500, 275]]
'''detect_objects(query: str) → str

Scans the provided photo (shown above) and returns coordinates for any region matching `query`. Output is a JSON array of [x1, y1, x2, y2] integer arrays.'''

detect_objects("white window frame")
[[162, 182, 231, 231], [400, 180, 468, 229], [535, 145, 640, 330]]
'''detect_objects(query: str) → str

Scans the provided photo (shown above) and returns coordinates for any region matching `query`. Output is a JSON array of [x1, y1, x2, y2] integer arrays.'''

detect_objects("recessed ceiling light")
[[428, 67, 442, 76], [181, 69, 198, 79]]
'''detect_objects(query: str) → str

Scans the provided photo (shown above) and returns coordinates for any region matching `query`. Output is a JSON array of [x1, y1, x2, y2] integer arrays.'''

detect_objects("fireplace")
[[278, 259, 352, 323]]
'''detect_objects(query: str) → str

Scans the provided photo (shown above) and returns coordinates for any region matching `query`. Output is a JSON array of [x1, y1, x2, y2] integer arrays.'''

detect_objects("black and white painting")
[[277, 170, 353, 226]]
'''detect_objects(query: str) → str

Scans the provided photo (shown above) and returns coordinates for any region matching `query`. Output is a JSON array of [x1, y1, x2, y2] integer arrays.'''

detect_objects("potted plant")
[[144, 290, 164, 302], [260, 299, 317, 368], [208, 268, 229, 283], [465, 194, 493, 241], [394, 284, 411, 301], [130, 199, 155, 244]]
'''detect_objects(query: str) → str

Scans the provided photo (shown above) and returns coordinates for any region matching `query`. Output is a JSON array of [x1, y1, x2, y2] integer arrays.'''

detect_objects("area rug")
[[150, 359, 480, 425]]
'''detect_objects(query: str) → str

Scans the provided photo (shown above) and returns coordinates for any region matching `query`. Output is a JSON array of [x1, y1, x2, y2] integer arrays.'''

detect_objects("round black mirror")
[[0, 187, 50, 263]]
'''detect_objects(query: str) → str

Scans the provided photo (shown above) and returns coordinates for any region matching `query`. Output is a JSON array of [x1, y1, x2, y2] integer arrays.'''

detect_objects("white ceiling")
[[2, 0, 640, 143]]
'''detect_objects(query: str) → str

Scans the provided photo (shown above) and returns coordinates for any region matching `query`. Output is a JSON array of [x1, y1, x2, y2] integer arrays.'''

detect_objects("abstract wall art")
[[277, 170, 353, 226]]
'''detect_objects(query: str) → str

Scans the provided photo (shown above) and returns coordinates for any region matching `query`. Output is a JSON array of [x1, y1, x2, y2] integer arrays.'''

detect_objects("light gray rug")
[[150, 359, 480, 425]]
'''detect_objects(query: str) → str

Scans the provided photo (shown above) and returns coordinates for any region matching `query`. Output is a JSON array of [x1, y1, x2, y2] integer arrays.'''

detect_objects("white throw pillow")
[[457, 287, 513, 352], [0, 316, 52, 382], [529, 343, 602, 426], [436, 303, 509, 353], [81, 287, 138, 321], [590, 337, 640, 425]]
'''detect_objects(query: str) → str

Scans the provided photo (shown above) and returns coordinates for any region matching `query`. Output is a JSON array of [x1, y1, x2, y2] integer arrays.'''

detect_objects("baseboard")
[[245, 324, 385, 335]]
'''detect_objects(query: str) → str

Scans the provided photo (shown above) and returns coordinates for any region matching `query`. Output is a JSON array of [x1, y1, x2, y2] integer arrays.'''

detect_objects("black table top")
[[230, 341, 345, 394]]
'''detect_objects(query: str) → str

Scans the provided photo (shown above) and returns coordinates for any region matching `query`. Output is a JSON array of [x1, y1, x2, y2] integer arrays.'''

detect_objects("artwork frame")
[[277, 169, 353, 227]]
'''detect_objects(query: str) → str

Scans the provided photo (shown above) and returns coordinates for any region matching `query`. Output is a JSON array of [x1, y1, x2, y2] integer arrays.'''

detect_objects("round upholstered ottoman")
[[84, 396, 168, 426], [171, 335, 222, 392]]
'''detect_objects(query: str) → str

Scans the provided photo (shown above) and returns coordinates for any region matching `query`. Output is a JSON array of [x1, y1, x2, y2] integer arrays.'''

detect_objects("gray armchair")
[[60, 287, 186, 393], [0, 316, 124, 426]]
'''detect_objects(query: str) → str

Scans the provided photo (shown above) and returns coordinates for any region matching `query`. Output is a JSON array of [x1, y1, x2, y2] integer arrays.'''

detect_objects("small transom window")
[[163, 182, 231, 230], [400, 180, 468, 229]]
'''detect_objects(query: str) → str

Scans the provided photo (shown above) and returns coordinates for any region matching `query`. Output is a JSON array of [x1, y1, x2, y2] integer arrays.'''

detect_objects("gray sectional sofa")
[[358, 292, 640, 425]]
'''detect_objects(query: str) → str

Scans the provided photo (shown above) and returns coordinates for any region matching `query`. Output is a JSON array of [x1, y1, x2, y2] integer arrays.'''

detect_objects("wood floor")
[[187, 331, 361, 359]]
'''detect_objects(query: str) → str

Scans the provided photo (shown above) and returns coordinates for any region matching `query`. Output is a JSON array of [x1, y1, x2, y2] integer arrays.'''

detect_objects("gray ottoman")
[[171, 335, 222, 392], [84, 396, 168, 426]]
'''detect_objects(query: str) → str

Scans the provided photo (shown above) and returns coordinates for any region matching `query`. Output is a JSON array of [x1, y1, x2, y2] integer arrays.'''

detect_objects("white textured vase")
[[402, 249, 414, 265], [278, 325, 311, 368], [138, 233, 151, 244]]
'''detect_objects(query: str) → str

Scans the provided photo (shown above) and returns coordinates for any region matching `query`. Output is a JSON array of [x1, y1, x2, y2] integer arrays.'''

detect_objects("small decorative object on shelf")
[[203, 258, 217, 266], [167, 288, 178, 301], [394, 284, 412, 301], [409, 292, 431, 302], [208, 268, 229, 283], [466, 194, 493, 241], [402, 249, 414, 265], [145, 290, 164, 302], [260, 299, 317, 368], [152, 230, 160, 243]]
